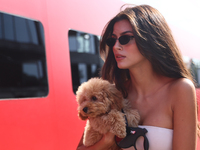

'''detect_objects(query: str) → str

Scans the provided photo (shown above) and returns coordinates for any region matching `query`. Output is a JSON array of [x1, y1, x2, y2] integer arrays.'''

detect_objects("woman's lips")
[[115, 54, 126, 61]]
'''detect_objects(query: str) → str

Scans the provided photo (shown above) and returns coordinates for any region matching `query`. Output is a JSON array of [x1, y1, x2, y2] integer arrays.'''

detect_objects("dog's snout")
[[83, 107, 88, 113]]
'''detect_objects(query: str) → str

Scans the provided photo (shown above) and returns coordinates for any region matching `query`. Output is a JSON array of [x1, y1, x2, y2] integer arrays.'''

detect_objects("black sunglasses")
[[106, 35, 134, 47]]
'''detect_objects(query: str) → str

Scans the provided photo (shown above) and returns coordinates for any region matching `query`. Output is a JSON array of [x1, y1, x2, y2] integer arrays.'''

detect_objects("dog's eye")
[[91, 96, 97, 101]]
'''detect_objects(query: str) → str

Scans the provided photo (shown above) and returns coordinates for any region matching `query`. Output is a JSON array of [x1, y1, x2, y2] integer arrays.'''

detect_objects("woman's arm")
[[172, 78, 197, 150], [76, 132, 121, 150]]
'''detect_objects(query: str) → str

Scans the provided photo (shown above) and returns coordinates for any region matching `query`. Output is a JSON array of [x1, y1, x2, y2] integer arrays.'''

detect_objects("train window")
[[68, 30, 103, 93], [0, 12, 48, 99]]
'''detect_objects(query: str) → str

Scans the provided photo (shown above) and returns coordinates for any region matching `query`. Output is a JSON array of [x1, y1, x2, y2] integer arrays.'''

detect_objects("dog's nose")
[[83, 107, 88, 113]]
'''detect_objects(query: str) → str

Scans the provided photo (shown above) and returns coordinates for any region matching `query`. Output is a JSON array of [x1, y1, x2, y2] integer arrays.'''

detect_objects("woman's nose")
[[113, 40, 122, 51]]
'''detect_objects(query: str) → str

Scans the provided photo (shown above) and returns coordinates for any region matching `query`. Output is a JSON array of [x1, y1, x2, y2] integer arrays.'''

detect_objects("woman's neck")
[[128, 63, 171, 98]]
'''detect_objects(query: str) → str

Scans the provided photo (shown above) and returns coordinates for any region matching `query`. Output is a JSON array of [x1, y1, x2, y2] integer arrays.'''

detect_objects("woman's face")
[[112, 19, 147, 69]]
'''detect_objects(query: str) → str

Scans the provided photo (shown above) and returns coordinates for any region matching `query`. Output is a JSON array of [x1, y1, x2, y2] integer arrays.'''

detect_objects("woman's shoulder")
[[168, 78, 196, 108], [169, 78, 195, 93]]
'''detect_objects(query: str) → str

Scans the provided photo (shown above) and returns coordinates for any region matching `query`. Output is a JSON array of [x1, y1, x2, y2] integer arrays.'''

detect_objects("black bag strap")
[[121, 109, 128, 126]]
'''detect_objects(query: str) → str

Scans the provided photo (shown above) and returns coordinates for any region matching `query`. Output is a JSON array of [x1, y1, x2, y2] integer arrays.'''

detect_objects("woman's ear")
[[78, 111, 88, 120]]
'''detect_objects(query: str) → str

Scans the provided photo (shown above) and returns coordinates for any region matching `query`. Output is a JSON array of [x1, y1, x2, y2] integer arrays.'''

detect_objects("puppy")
[[76, 78, 140, 148]]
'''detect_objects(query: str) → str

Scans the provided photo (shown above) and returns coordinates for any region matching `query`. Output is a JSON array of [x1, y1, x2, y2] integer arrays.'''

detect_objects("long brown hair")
[[100, 4, 193, 98]]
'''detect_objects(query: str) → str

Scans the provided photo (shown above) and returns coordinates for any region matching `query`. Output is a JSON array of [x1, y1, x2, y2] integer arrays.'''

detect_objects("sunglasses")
[[115, 126, 149, 150], [106, 35, 134, 47]]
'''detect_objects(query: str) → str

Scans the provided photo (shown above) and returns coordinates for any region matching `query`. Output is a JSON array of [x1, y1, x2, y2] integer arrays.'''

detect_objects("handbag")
[[115, 110, 149, 150]]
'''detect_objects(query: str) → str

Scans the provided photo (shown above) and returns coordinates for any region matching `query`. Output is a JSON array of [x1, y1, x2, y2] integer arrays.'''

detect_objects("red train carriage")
[[0, 0, 199, 149]]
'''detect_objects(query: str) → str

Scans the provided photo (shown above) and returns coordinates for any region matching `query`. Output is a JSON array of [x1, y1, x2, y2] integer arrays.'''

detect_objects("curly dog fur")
[[76, 78, 140, 149]]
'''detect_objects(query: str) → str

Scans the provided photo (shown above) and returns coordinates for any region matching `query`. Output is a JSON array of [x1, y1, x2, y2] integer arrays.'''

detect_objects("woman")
[[77, 4, 198, 150]]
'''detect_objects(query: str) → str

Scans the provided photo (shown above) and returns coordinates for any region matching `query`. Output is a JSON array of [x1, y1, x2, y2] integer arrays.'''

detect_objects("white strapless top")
[[122, 125, 173, 150]]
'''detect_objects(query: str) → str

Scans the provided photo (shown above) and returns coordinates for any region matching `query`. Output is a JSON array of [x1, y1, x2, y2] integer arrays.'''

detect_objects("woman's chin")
[[117, 64, 128, 69]]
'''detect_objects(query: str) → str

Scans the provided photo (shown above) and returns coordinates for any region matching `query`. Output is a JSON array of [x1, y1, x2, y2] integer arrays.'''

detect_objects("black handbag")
[[115, 110, 149, 150]]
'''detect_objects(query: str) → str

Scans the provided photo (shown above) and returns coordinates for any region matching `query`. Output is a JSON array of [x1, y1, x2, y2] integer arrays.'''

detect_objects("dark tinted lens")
[[119, 35, 131, 45], [106, 38, 116, 47]]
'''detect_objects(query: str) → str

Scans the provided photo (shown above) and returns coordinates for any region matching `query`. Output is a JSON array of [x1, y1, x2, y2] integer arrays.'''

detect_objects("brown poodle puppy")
[[76, 78, 140, 149]]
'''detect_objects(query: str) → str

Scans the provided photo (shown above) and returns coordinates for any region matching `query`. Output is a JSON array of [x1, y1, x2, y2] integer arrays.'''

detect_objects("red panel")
[[0, 0, 124, 149]]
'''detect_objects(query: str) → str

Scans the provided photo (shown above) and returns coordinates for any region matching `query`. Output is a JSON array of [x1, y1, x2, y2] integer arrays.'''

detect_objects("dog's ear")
[[78, 111, 88, 120], [104, 84, 123, 111]]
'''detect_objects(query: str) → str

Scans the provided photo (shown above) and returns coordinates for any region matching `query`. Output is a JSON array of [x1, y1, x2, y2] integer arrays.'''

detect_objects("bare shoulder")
[[170, 78, 195, 96], [169, 78, 196, 110], [170, 78, 195, 90]]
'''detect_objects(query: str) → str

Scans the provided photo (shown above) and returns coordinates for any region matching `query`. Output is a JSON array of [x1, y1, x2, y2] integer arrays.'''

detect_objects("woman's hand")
[[77, 132, 120, 150], [100, 132, 116, 149]]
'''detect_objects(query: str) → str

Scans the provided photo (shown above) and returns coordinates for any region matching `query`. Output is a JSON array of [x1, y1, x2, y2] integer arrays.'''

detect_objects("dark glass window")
[[68, 30, 103, 93], [0, 12, 48, 99]]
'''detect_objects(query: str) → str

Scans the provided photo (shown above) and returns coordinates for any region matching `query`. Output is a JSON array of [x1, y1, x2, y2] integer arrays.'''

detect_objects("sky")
[[121, 0, 200, 38]]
